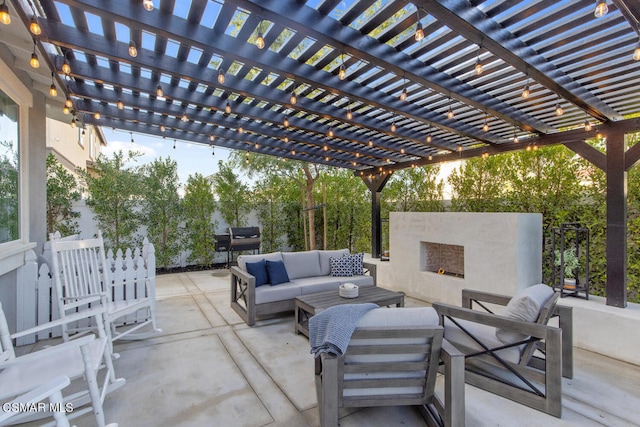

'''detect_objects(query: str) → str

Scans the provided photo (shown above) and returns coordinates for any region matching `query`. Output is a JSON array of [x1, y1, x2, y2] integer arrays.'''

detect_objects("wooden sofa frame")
[[230, 262, 377, 326]]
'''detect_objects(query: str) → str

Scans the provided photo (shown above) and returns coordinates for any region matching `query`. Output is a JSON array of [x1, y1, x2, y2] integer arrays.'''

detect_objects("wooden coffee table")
[[294, 286, 405, 337]]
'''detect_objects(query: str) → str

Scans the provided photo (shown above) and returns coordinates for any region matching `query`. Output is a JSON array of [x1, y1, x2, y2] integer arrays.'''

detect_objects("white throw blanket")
[[309, 303, 379, 357]]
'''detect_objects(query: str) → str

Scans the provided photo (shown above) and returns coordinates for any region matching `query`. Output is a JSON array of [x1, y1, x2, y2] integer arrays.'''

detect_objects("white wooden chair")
[[49, 231, 161, 353], [0, 376, 72, 427], [314, 307, 465, 427], [0, 301, 124, 426]]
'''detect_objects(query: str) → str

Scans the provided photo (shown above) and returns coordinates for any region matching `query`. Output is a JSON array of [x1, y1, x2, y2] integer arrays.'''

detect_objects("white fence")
[[15, 236, 155, 346]]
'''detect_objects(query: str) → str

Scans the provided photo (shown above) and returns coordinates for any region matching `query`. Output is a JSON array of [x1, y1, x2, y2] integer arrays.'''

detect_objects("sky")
[[101, 128, 234, 187]]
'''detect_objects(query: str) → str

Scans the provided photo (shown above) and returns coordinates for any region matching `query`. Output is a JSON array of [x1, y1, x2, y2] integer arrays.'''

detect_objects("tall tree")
[[46, 153, 81, 236], [78, 150, 143, 251], [141, 157, 182, 269], [252, 173, 288, 253], [212, 160, 249, 228], [182, 173, 217, 267], [383, 166, 445, 214], [448, 155, 508, 212], [0, 140, 19, 243]]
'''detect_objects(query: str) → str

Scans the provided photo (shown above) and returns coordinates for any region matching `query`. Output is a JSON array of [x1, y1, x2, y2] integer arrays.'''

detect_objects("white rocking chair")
[[0, 376, 72, 427], [0, 302, 124, 426], [49, 231, 161, 354]]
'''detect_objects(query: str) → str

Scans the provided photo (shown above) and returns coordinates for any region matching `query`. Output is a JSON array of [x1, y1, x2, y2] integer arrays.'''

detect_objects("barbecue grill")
[[228, 227, 261, 253]]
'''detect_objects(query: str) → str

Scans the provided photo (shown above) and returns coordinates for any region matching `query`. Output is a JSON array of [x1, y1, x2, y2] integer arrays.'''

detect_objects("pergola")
[[3, 0, 640, 307]]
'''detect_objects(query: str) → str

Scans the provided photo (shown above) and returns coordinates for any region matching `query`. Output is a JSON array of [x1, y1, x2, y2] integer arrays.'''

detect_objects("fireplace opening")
[[422, 242, 464, 278]]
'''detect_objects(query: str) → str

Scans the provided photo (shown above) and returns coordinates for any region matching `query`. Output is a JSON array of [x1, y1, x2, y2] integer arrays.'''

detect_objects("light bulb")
[[70, 118, 76, 128], [283, 116, 289, 127], [256, 32, 265, 49], [238, 126, 244, 133], [143, 0, 154, 11], [391, 122, 396, 132], [218, 69, 225, 84], [355, 152, 360, 157], [291, 149, 296, 155], [284, 134, 289, 143], [225, 101, 231, 114], [556, 104, 564, 116], [426, 134, 432, 143], [63, 106, 70, 115], [522, 85, 530, 99], [30, 52, 39, 69], [475, 61, 483, 75], [513, 135, 519, 143], [400, 148, 405, 154], [29, 17, 41, 35], [399, 87, 407, 101], [290, 92, 297, 105], [0, 2, 11, 25], [428, 154, 432, 161], [584, 120, 592, 131], [94, 111, 100, 120], [368, 139, 373, 147], [346, 109, 353, 120], [117, 99, 124, 110], [447, 109, 454, 119], [323, 145, 328, 151], [65, 97, 73, 108], [634, 41, 640, 61], [156, 85, 163, 97], [211, 135, 216, 141], [181, 113, 188, 122], [49, 84, 57, 97], [338, 64, 346, 80], [160, 124, 166, 132], [325, 156, 329, 162], [328, 128, 334, 138], [128, 40, 138, 57], [62, 59, 71, 75], [415, 23, 424, 42], [594, 1, 608, 18], [483, 122, 489, 132]]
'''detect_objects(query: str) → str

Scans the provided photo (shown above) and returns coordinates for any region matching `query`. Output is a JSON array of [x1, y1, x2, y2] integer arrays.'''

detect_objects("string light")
[[128, 40, 138, 58], [290, 83, 297, 104], [181, 113, 188, 122], [160, 124, 166, 132], [238, 126, 244, 133], [584, 114, 593, 131], [65, 96, 73, 109], [61, 58, 71, 75], [284, 133, 289, 143], [368, 139, 373, 147], [256, 20, 265, 49], [94, 111, 100, 120], [474, 49, 483, 75], [210, 134, 215, 141], [29, 17, 41, 35], [63, 105, 70, 115], [339, 53, 346, 80], [117, 99, 124, 110], [49, 73, 57, 97], [513, 127, 519, 143], [346, 107, 353, 120], [0, 0, 11, 25], [328, 128, 334, 138], [594, 0, 608, 18], [428, 154, 432, 161], [482, 151, 489, 159], [482, 115, 489, 132], [391, 122, 397, 132], [70, 115, 76, 128], [400, 148, 405, 154], [255, 142, 259, 149], [415, 8, 424, 42], [323, 145, 328, 151], [143, 0, 154, 11], [30, 41, 39, 69], [225, 100, 231, 114], [156, 85, 163, 97], [399, 77, 408, 101], [218, 69, 225, 84], [283, 116, 289, 127], [522, 79, 530, 99], [634, 39, 640, 61], [555, 97, 564, 116]]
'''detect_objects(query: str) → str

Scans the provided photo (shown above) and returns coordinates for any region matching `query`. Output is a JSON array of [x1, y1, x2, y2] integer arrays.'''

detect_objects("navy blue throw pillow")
[[266, 260, 290, 285], [246, 259, 269, 287]]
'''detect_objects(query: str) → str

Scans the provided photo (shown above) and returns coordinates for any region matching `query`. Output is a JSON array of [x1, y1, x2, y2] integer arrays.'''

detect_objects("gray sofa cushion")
[[255, 282, 302, 304], [339, 275, 374, 288], [282, 251, 322, 279], [238, 252, 283, 272], [319, 249, 350, 275], [295, 277, 342, 295], [444, 318, 522, 364]]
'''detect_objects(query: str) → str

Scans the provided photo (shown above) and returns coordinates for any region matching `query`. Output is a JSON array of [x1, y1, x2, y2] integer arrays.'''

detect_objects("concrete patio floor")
[[25, 269, 640, 426]]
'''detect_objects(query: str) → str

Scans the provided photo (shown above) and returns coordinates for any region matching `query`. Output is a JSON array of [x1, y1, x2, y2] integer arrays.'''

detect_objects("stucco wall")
[[377, 212, 543, 305]]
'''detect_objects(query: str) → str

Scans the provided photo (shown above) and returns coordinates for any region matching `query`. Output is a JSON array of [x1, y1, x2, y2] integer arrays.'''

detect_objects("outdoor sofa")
[[230, 249, 377, 326]]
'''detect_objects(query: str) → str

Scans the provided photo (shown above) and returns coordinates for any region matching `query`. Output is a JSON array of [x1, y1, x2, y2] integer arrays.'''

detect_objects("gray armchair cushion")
[[495, 284, 554, 344]]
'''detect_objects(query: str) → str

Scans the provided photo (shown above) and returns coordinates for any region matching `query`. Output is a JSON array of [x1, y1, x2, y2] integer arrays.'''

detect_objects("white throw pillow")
[[495, 284, 554, 344]]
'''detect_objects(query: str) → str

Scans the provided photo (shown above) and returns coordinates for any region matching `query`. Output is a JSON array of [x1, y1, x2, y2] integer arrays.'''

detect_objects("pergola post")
[[361, 173, 391, 259], [605, 128, 627, 307]]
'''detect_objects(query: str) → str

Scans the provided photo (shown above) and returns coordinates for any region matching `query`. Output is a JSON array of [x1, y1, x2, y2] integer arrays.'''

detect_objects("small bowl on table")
[[339, 283, 359, 298]]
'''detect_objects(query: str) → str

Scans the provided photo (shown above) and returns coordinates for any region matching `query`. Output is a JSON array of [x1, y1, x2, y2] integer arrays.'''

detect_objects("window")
[[0, 88, 19, 244]]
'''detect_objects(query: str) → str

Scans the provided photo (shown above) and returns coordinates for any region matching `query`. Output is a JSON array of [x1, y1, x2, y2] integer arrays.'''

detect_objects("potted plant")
[[554, 248, 580, 289]]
